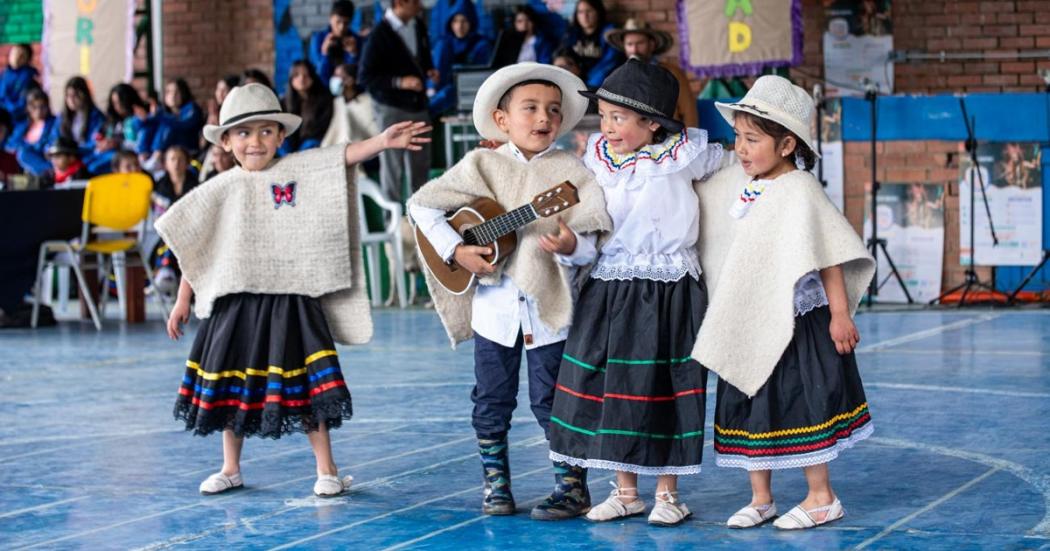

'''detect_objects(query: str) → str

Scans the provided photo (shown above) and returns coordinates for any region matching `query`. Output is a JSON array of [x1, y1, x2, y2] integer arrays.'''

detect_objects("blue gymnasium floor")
[[1, 308, 1049, 550]]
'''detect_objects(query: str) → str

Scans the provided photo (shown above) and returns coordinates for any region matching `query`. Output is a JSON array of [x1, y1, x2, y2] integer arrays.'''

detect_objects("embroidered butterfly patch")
[[271, 181, 296, 209]]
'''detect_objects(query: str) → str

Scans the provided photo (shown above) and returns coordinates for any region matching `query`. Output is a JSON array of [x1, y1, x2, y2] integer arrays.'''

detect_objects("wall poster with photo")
[[959, 143, 1043, 266], [863, 182, 946, 303], [823, 0, 894, 97]]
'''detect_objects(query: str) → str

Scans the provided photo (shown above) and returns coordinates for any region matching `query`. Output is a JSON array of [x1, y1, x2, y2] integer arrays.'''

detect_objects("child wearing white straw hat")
[[691, 75, 876, 530], [408, 62, 612, 521], [156, 82, 430, 498]]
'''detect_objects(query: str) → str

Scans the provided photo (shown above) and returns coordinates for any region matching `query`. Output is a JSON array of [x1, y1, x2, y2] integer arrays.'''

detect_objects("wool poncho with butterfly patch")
[[155, 144, 373, 345]]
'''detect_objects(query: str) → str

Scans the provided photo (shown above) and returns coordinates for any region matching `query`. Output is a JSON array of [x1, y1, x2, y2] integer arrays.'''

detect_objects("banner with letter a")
[[676, 0, 803, 78], [42, 0, 136, 109]]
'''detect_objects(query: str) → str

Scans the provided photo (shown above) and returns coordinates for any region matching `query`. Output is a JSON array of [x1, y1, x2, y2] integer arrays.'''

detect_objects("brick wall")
[[162, 0, 275, 106]]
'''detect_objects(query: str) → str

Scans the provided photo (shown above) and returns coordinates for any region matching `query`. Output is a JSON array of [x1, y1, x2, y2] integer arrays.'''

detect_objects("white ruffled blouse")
[[582, 128, 724, 282]]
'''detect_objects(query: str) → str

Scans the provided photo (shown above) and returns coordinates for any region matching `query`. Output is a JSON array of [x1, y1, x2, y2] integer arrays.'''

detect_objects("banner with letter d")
[[676, 0, 802, 78]]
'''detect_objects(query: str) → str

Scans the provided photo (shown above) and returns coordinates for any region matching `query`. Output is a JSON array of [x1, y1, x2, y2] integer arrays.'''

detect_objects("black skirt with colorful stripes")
[[174, 293, 353, 439], [548, 276, 709, 476], [714, 305, 873, 470]]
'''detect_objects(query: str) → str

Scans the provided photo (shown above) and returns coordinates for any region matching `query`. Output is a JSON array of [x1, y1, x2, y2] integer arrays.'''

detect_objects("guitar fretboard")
[[463, 204, 537, 245]]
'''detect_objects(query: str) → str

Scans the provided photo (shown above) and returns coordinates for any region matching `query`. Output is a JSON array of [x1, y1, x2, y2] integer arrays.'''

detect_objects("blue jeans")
[[472, 333, 564, 441]]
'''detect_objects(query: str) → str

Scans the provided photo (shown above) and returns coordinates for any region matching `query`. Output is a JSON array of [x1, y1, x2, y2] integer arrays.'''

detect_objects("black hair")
[[13, 43, 32, 61], [60, 76, 98, 142], [285, 60, 334, 148], [164, 144, 190, 161], [241, 68, 274, 91], [733, 111, 817, 170], [165, 77, 195, 110], [552, 47, 583, 67], [110, 149, 139, 171], [330, 0, 355, 18], [571, 0, 608, 34], [514, 4, 540, 28], [106, 83, 147, 124], [496, 79, 559, 111], [220, 74, 241, 89], [26, 88, 50, 118]]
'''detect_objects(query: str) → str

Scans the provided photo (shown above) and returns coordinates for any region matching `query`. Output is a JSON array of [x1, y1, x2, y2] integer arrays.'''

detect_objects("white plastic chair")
[[356, 176, 408, 308]]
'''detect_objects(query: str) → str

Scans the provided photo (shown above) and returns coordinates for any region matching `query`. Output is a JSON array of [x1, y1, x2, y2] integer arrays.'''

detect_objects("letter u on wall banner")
[[41, 0, 136, 109], [676, 0, 803, 78]]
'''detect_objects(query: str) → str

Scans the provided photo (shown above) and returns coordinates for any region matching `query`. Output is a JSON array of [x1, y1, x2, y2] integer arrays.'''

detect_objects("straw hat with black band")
[[202, 83, 302, 146]]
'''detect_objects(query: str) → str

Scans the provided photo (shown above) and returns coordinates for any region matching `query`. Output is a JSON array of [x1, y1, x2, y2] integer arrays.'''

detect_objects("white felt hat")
[[472, 62, 588, 142], [716, 75, 821, 158], [202, 83, 302, 145]]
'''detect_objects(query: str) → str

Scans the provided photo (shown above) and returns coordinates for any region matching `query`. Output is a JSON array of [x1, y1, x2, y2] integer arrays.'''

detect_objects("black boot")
[[530, 461, 591, 520], [479, 437, 515, 515]]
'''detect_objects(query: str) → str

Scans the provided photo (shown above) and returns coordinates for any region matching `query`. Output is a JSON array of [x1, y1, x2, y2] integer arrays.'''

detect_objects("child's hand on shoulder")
[[381, 121, 432, 151], [453, 244, 495, 276], [829, 312, 860, 355], [538, 219, 577, 256]]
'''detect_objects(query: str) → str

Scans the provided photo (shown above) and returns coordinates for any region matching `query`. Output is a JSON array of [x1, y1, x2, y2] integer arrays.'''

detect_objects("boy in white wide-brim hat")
[[692, 75, 876, 530], [156, 82, 430, 498], [408, 63, 612, 520]]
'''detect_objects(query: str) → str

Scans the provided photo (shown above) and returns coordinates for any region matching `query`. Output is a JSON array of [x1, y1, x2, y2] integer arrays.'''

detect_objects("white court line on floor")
[[176, 424, 410, 478], [869, 436, 1050, 536], [19, 433, 489, 550], [380, 473, 617, 551], [864, 382, 1050, 399], [860, 347, 1049, 357], [855, 313, 1001, 352], [135, 436, 548, 550], [0, 497, 89, 520], [854, 466, 1001, 550], [0, 431, 181, 463], [269, 464, 554, 550], [0, 428, 182, 448]]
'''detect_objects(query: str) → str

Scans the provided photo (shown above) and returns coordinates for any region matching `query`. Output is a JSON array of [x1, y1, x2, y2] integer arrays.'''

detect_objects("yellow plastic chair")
[[31, 173, 162, 329]]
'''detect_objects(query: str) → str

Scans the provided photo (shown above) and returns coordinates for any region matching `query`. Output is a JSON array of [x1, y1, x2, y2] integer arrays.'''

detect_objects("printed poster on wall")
[[42, 0, 135, 109], [863, 182, 946, 303], [959, 143, 1044, 266], [812, 97, 844, 211], [676, 0, 803, 78], [823, 0, 893, 97]]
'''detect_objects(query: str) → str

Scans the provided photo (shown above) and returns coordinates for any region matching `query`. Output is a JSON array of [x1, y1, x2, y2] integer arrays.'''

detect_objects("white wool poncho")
[[155, 144, 373, 346], [691, 161, 875, 397]]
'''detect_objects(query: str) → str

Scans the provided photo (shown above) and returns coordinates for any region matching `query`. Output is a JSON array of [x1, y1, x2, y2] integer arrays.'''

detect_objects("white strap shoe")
[[648, 491, 691, 527], [199, 471, 243, 495], [585, 482, 646, 522], [727, 502, 777, 528], [773, 498, 844, 530], [314, 474, 354, 497]]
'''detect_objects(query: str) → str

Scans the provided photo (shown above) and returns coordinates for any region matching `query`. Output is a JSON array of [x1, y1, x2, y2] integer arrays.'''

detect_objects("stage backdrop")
[[676, 0, 803, 78], [42, 0, 135, 109]]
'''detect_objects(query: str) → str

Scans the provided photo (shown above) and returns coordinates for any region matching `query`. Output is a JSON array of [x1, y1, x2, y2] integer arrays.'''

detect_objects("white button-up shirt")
[[410, 143, 593, 349]]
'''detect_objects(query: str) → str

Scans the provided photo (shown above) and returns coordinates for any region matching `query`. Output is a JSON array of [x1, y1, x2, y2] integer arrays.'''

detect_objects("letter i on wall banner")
[[42, 0, 136, 110], [675, 0, 803, 78]]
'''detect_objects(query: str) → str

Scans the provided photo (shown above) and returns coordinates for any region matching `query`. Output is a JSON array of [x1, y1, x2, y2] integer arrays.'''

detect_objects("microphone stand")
[[864, 81, 914, 306]]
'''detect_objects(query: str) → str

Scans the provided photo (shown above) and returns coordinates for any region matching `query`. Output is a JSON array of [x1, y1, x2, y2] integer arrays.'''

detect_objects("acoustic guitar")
[[415, 181, 579, 295]]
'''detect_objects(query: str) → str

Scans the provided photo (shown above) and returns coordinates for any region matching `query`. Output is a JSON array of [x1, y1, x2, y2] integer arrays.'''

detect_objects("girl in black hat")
[[539, 59, 724, 526]]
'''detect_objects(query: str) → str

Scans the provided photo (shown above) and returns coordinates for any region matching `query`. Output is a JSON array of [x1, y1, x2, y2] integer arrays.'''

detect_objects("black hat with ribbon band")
[[579, 58, 684, 134], [202, 83, 302, 146]]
